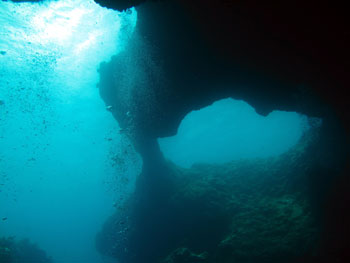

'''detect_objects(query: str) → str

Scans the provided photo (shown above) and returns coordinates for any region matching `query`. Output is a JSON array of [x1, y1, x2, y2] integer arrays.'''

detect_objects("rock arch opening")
[[158, 98, 320, 168]]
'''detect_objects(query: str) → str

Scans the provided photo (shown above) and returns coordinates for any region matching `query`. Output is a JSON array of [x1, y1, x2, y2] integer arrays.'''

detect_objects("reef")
[[97, 124, 342, 263], [0, 237, 52, 263]]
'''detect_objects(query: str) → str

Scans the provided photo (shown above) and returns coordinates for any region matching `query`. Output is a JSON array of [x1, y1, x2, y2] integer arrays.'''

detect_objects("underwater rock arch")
[[97, 1, 350, 262]]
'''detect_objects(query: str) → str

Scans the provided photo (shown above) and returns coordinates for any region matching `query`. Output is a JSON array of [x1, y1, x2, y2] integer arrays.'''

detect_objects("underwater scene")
[[1, 1, 349, 263]]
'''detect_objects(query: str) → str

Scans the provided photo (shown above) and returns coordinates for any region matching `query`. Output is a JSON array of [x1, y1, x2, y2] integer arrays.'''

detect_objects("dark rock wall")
[[0, 237, 52, 263], [94, 0, 151, 11], [97, 0, 350, 131], [97, 0, 350, 262], [98, 0, 349, 159], [97, 126, 341, 263]]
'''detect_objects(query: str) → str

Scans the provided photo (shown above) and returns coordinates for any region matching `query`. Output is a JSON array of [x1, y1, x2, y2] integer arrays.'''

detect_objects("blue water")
[[0, 1, 140, 262], [159, 98, 309, 168], [1, 1, 309, 263]]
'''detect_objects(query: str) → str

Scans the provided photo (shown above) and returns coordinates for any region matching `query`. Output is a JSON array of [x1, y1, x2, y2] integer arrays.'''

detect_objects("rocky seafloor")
[[96, 121, 340, 263], [0, 237, 52, 263]]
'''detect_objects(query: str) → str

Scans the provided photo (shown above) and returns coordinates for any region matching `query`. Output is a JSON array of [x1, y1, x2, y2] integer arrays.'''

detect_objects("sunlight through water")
[[159, 98, 310, 168], [0, 1, 140, 263]]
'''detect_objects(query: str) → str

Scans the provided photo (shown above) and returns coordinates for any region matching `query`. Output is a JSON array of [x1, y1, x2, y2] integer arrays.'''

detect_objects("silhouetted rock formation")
[[97, 1, 350, 262], [98, 0, 350, 131], [0, 237, 52, 263], [95, 0, 148, 11], [97, 126, 345, 263]]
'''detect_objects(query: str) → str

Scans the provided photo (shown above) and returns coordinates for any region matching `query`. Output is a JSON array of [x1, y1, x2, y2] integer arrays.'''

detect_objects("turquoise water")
[[0, 1, 140, 262], [159, 98, 309, 168], [1, 1, 310, 263]]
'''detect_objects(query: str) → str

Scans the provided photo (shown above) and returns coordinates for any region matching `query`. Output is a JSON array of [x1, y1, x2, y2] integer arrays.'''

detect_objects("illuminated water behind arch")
[[159, 98, 309, 168]]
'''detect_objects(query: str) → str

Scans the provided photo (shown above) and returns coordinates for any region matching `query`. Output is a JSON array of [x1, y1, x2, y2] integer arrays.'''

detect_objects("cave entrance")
[[158, 98, 320, 168]]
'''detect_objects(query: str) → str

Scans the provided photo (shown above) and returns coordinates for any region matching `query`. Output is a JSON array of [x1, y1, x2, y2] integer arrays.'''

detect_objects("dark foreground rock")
[[0, 237, 52, 263], [97, 124, 343, 263], [96, 1, 349, 262]]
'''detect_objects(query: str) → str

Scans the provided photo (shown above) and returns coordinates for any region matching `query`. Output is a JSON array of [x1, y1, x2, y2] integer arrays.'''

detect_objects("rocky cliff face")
[[97, 0, 350, 132], [96, 126, 341, 263], [0, 237, 52, 263], [96, 1, 350, 262], [98, 0, 349, 162]]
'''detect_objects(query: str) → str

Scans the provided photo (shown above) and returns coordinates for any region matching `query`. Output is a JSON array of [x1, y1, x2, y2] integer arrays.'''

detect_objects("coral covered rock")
[[162, 247, 208, 263], [0, 237, 52, 263], [96, 126, 333, 263]]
